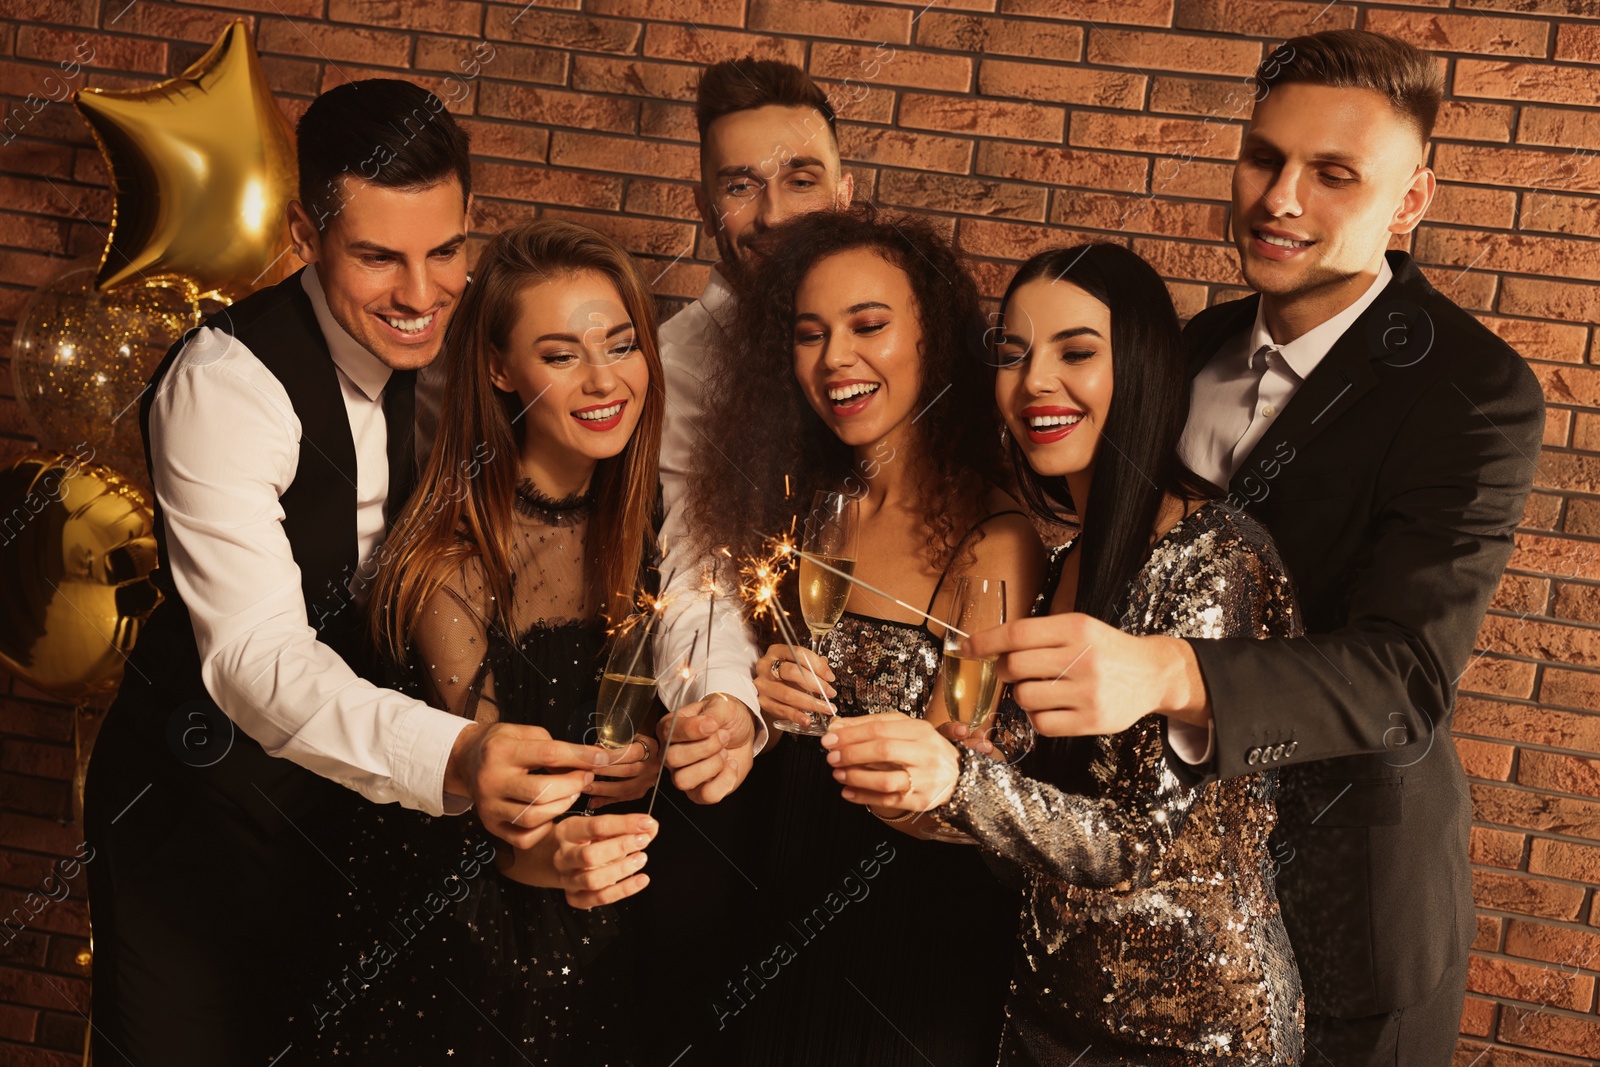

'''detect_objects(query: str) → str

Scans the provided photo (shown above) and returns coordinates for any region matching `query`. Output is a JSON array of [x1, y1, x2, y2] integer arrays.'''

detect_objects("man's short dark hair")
[[297, 79, 472, 231], [1255, 30, 1443, 142], [694, 57, 837, 144]]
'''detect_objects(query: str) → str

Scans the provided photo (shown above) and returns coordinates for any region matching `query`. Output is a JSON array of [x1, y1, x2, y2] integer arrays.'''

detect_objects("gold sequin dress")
[[935, 501, 1305, 1066]]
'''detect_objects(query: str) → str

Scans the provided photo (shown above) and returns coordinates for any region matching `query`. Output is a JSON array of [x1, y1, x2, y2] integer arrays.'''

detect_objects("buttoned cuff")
[[394, 702, 479, 816]]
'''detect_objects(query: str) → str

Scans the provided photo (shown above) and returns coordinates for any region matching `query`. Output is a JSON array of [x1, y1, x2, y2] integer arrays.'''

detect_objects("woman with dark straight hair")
[[827, 243, 1307, 1065], [311, 218, 667, 1065]]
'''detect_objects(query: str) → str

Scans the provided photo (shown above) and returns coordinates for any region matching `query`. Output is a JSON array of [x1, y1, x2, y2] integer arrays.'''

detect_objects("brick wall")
[[2, 1, 1598, 1063]]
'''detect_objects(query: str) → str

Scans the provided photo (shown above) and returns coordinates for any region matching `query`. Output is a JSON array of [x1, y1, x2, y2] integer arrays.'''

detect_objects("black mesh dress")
[[306, 482, 648, 1065]]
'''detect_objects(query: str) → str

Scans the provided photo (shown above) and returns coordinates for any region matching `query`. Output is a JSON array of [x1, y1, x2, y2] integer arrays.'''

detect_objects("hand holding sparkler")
[[658, 691, 757, 804], [655, 555, 758, 803], [739, 537, 841, 734], [755, 643, 837, 732], [446, 723, 609, 851]]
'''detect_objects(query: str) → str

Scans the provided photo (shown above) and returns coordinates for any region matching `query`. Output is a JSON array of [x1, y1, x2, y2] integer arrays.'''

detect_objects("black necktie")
[[382, 369, 417, 528]]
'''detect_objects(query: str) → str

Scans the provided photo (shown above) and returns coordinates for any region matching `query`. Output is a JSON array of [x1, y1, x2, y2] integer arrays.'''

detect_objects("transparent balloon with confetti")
[[10, 257, 200, 487]]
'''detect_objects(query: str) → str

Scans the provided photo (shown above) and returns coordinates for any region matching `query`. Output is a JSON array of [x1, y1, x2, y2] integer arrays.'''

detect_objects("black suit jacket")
[[1172, 251, 1544, 1018]]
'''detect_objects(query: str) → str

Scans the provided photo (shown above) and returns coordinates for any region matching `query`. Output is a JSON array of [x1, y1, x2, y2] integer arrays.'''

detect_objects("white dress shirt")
[[1171, 260, 1393, 764], [147, 265, 474, 816], [655, 268, 767, 753]]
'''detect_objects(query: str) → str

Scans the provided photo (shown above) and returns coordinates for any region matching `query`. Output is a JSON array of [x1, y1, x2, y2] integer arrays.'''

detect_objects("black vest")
[[119, 268, 399, 831]]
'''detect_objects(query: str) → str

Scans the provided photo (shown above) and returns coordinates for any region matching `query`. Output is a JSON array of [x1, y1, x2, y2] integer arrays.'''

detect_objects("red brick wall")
[[2, 2, 1599, 1063]]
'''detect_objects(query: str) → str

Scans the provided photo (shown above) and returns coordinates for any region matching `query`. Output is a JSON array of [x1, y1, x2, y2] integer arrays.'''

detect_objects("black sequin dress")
[[306, 484, 646, 1065], [739, 517, 1022, 1066], [934, 501, 1305, 1066]]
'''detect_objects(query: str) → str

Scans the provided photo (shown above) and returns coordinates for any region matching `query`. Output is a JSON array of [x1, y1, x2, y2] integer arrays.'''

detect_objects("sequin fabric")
[[936, 501, 1305, 1066], [819, 612, 1032, 757], [818, 611, 938, 717]]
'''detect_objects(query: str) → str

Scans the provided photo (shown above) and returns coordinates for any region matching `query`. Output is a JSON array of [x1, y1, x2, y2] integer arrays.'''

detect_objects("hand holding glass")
[[942, 577, 1005, 732], [775, 490, 858, 736]]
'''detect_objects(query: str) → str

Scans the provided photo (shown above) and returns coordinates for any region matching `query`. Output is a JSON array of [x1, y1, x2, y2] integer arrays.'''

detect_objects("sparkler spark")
[[731, 536, 836, 719]]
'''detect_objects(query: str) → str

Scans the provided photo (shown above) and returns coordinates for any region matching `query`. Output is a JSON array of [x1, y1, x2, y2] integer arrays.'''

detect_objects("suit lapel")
[[1187, 296, 1257, 381], [1225, 252, 1423, 496]]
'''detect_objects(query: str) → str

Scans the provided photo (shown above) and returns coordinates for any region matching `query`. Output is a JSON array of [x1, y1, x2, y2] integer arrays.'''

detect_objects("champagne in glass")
[[941, 576, 1006, 731], [596, 672, 657, 749], [774, 490, 859, 736], [942, 651, 1000, 730], [799, 553, 855, 637], [597, 614, 657, 750]]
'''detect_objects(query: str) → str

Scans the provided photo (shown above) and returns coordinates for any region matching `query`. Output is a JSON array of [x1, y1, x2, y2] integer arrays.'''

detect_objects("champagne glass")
[[942, 576, 1005, 733], [596, 613, 657, 751], [775, 490, 859, 736]]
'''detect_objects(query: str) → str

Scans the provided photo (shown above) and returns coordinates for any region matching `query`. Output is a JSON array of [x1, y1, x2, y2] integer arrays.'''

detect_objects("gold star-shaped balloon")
[[74, 20, 298, 301]]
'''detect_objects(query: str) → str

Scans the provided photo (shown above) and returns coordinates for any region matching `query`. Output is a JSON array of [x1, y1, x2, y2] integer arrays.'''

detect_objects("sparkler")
[[789, 546, 968, 639], [703, 551, 727, 685], [737, 538, 836, 716], [647, 627, 700, 820]]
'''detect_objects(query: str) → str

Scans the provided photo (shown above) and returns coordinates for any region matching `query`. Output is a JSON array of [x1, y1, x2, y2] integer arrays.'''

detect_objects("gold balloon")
[[0, 450, 161, 701], [74, 19, 299, 301], [10, 258, 199, 482]]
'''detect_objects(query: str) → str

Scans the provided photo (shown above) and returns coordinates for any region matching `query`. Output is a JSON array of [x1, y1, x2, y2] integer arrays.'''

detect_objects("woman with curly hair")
[[686, 205, 1044, 1063], [825, 244, 1306, 1065]]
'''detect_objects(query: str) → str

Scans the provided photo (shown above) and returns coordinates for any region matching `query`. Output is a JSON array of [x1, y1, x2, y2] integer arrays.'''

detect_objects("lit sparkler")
[[736, 536, 836, 715]]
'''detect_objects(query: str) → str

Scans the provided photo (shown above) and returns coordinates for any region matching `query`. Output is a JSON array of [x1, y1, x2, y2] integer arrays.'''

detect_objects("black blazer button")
[[1247, 747, 1260, 765], [1285, 741, 1297, 757], [1272, 744, 1285, 760]]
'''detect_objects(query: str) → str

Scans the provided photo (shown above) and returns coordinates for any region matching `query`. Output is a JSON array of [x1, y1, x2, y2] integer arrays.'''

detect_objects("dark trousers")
[[1303, 953, 1470, 1067], [84, 695, 347, 1066]]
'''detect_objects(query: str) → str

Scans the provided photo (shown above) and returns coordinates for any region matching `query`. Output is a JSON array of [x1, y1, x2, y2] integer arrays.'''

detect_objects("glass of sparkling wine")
[[942, 576, 1005, 733], [777, 490, 859, 736], [596, 614, 658, 751]]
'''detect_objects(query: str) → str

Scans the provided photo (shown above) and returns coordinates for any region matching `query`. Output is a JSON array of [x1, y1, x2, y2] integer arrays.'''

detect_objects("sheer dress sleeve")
[[409, 558, 501, 724]]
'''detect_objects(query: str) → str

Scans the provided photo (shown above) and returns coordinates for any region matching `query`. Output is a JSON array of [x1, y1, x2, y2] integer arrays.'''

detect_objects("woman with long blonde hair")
[[312, 218, 667, 1065]]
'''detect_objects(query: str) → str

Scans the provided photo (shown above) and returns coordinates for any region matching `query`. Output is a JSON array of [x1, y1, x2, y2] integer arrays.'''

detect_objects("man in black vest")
[[966, 31, 1543, 1065], [83, 80, 606, 1065]]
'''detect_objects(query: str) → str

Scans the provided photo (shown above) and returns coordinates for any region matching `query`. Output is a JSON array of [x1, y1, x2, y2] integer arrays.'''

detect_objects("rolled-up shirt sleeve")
[[654, 511, 764, 749], [654, 312, 766, 753], [149, 327, 474, 816]]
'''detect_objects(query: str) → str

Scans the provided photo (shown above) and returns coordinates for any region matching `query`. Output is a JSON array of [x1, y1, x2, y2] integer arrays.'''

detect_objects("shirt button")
[[1262, 405, 1276, 418]]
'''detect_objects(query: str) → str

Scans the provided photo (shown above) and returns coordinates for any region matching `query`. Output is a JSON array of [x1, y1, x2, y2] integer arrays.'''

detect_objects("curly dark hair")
[[686, 204, 1006, 602]]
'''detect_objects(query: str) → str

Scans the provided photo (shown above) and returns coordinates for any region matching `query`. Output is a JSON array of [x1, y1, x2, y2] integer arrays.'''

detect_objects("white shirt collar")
[[700, 265, 736, 325], [301, 264, 394, 402], [1245, 256, 1394, 381]]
